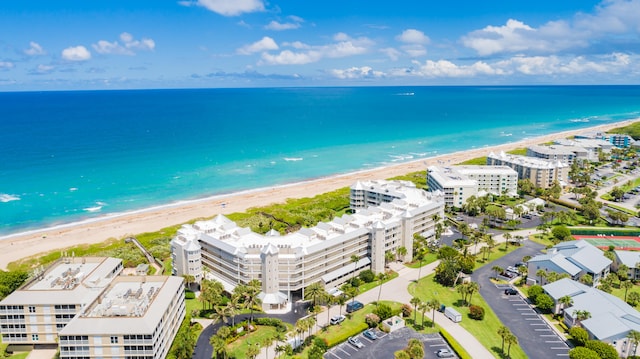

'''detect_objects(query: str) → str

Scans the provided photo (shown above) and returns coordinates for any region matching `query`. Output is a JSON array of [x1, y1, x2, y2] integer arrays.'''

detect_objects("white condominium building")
[[426, 165, 518, 207], [526, 145, 577, 165], [487, 151, 569, 188], [350, 179, 421, 211], [0, 257, 185, 359], [171, 182, 444, 310]]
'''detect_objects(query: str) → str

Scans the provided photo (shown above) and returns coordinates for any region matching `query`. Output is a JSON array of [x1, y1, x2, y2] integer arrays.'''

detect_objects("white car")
[[437, 348, 455, 358], [330, 314, 346, 325], [348, 336, 364, 349]]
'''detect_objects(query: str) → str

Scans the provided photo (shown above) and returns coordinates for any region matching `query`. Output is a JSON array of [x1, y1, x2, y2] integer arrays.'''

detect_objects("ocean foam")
[[283, 157, 303, 162], [0, 194, 20, 203]]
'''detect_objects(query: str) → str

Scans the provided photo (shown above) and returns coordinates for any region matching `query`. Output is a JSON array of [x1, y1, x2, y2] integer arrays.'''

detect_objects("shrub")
[[569, 327, 589, 346], [253, 317, 287, 332], [569, 347, 600, 359], [313, 337, 328, 351], [373, 303, 393, 320], [359, 269, 375, 283], [585, 340, 618, 359], [184, 290, 196, 299], [401, 304, 413, 318], [552, 225, 572, 242], [365, 313, 380, 328], [535, 293, 554, 312], [528, 285, 544, 300], [468, 305, 485, 320]]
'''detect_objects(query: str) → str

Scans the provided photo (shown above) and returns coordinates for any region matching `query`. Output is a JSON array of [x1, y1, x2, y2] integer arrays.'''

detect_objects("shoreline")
[[1, 119, 636, 270]]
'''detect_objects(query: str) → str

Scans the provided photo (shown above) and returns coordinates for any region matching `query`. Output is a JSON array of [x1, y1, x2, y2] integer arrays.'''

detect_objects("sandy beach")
[[1, 120, 636, 270]]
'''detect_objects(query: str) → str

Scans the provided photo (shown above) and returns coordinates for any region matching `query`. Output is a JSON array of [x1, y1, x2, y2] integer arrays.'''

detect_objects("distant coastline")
[[0, 118, 636, 270]]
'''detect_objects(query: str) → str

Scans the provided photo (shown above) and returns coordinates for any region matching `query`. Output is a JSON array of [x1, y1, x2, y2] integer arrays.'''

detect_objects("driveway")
[[471, 240, 571, 358]]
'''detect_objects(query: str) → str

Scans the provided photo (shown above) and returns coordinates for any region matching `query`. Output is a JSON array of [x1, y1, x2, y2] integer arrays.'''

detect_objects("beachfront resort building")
[[350, 179, 423, 211], [426, 165, 518, 207], [171, 181, 444, 310], [486, 151, 569, 188], [543, 278, 639, 356], [527, 240, 611, 286], [0, 256, 185, 358], [526, 145, 577, 165], [575, 132, 636, 148]]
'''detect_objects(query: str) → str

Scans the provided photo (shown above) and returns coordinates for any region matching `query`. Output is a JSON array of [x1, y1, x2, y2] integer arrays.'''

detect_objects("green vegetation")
[[457, 156, 487, 165], [608, 121, 640, 140], [410, 274, 527, 359], [388, 171, 428, 190], [227, 325, 279, 359], [506, 147, 527, 156], [439, 327, 472, 359], [320, 301, 401, 346], [405, 252, 438, 268]]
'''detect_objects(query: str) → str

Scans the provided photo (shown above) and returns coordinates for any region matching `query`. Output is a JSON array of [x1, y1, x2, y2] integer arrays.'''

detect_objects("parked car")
[[504, 288, 518, 295], [363, 329, 378, 340], [330, 315, 346, 325], [505, 266, 519, 274], [348, 336, 364, 349], [436, 348, 456, 358], [515, 262, 526, 268], [346, 300, 364, 313]]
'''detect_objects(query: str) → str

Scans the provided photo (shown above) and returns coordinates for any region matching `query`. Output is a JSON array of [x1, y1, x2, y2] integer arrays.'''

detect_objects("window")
[[111, 336, 119, 344], [28, 306, 36, 313], [32, 334, 39, 341]]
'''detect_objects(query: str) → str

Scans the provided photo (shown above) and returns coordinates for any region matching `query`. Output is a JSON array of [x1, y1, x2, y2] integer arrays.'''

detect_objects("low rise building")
[[426, 165, 518, 207], [612, 250, 640, 281], [526, 144, 577, 165], [171, 181, 444, 310], [350, 179, 423, 211], [527, 240, 611, 286], [486, 151, 569, 188], [544, 278, 639, 356]]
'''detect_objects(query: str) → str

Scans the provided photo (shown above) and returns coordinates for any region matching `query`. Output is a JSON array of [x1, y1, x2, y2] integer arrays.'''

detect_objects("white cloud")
[[329, 66, 385, 79], [380, 47, 401, 61], [238, 37, 279, 55], [265, 16, 303, 31], [0, 61, 14, 70], [260, 50, 320, 65], [401, 45, 427, 58], [496, 53, 631, 75], [396, 29, 430, 44], [260, 33, 373, 65], [61, 46, 91, 61], [93, 33, 155, 55], [24, 41, 45, 56], [35, 64, 55, 74], [182, 0, 265, 16]]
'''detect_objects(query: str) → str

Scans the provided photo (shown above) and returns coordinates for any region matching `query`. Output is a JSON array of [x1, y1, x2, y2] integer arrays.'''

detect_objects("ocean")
[[1, 86, 639, 235]]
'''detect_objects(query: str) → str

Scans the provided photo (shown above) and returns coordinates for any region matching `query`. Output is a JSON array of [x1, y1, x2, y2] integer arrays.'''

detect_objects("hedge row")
[[325, 322, 368, 348], [439, 326, 472, 359]]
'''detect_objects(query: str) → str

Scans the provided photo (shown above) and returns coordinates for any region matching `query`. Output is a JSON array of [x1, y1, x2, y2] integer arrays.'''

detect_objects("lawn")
[[357, 271, 399, 293], [405, 252, 439, 268], [458, 156, 487, 166], [227, 325, 279, 358], [409, 274, 527, 359]]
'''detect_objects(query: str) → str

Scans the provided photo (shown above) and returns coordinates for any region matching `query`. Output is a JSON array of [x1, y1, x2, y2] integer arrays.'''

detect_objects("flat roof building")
[[350, 179, 422, 211], [0, 257, 185, 359], [526, 145, 577, 165], [171, 181, 444, 311], [426, 165, 518, 207], [487, 151, 569, 188]]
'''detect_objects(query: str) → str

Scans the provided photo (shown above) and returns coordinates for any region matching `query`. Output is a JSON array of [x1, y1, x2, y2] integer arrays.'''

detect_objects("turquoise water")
[[1, 86, 639, 235]]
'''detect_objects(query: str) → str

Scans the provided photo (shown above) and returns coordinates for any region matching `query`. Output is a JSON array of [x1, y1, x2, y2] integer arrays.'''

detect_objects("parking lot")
[[324, 327, 457, 359], [495, 284, 570, 358]]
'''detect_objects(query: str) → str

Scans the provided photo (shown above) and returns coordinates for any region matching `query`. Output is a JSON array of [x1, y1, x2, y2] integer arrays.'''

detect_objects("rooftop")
[[488, 151, 569, 169]]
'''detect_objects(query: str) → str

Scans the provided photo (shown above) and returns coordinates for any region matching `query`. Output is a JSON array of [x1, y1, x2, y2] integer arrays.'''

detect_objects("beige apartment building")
[[0, 257, 184, 359], [171, 180, 444, 310], [486, 151, 569, 188]]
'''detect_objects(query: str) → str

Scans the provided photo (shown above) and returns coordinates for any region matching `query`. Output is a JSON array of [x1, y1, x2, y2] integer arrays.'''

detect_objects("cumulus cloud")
[[329, 66, 385, 79], [396, 29, 430, 44], [265, 16, 304, 31], [180, 0, 264, 16], [61, 46, 91, 61], [462, 0, 640, 56], [0, 61, 14, 70], [495, 53, 631, 75], [24, 41, 45, 56], [380, 47, 401, 61], [28, 64, 55, 75], [93, 33, 155, 55], [390, 59, 505, 78], [237, 37, 279, 55], [260, 33, 373, 65]]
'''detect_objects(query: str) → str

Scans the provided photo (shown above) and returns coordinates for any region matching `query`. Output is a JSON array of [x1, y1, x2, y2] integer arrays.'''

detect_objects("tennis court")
[[574, 235, 640, 250]]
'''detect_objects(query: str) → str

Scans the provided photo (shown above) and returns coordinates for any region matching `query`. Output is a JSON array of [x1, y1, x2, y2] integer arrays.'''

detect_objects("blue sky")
[[1, 0, 640, 90]]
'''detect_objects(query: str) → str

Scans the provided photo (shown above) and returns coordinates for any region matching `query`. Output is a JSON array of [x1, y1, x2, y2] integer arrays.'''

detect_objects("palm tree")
[[627, 330, 640, 356], [246, 343, 260, 359], [377, 272, 387, 304], [558, 295, 573, 312], [397, 246, 408, 262], [536, 269, 547, 285], [385, 251, 395, 268], [243, 280, 262, 324], [503, 232, 512, 249], [574, 310, 591, 327], [305, 282, 326, 308], [351, 254, 360, 283], [210, 335, 227, 359], [337, 294, 347, 315], [497, 326, 510, 353], [467, 282, 480, 306], [410, 296, 422, 324], [618, 264, 631, 281], [210, 304, 232, 326], [505, 332, 518, 357], [491, 265, 503, 279], [418, 301, 428, 327], [622, 281, 634, 302], [426, 298, 440, 328], [263, 336, 274, 359]]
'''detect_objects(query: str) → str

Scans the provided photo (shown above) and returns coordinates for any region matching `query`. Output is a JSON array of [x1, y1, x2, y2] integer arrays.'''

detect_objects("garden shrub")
[[468, 305, 485, 320], [359, 269, 375, 283]]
